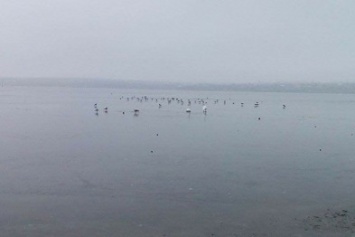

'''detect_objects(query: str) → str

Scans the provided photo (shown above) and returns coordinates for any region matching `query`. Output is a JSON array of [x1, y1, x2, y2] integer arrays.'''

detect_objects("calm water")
[[0, 86, 355, 236]]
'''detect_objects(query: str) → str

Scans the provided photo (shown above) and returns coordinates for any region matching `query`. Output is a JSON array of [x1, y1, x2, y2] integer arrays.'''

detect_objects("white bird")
[[186, 108, 191, 113], [202, 105, 207, 113]]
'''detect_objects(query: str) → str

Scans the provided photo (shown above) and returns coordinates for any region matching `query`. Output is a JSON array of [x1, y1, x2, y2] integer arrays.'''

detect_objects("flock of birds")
[[93, 95, 287, 116]]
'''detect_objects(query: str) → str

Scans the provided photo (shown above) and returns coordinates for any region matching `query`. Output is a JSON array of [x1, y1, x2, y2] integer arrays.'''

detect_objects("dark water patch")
[[301, 208, 355, 234]]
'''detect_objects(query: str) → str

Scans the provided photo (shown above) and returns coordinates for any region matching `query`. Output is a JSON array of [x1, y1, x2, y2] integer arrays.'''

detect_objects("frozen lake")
[[0, 86, 355, 236]]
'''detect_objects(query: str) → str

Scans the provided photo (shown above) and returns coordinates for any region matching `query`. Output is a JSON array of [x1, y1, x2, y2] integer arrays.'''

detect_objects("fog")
[[1, 0, 354, 83]]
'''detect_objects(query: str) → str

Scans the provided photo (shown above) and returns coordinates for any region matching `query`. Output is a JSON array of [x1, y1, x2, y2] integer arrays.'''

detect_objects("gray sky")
[[1, 0, 354, 83]]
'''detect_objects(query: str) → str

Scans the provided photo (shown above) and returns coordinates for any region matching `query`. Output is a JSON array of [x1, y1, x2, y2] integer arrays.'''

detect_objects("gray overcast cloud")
[[1, 0, 354, 83]]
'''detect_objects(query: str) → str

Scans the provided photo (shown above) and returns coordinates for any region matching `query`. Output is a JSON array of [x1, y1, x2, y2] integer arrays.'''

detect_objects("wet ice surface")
[[1, 86, 355, 236]]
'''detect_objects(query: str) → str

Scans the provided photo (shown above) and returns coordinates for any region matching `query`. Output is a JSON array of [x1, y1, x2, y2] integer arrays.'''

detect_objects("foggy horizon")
[[1, 1, 355, 84]]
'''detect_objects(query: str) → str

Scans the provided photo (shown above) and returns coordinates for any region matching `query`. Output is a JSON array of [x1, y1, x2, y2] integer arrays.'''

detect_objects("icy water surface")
[[0, 86, 355, 236]]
